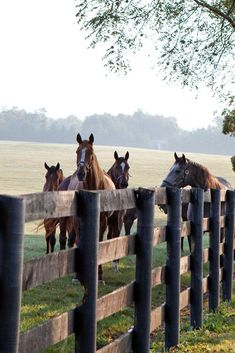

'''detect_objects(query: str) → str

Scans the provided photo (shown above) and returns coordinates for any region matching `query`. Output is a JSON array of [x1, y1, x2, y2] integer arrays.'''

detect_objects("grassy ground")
[[0, 140, 234, 352]]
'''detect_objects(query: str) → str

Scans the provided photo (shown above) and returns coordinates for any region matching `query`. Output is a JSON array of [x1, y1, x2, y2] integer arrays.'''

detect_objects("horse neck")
[[107, 163, 117, 185], [87, 155, 105, 190], [59, 170, 64, 184], [188, 162, 221, 190]]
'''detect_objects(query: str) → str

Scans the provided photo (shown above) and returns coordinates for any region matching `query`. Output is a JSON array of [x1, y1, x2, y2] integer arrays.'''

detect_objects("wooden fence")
[[0, 186, 234, 353]]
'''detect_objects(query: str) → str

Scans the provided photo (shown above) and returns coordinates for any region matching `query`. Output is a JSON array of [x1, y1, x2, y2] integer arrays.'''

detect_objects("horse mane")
[[187, 159, 222, 189], [59, 169, 64, 183], [89, 152, 106, 190]]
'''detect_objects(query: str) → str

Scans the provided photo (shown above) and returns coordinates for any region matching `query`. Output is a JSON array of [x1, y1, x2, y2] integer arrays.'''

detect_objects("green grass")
[[0, 140, 234, 352]]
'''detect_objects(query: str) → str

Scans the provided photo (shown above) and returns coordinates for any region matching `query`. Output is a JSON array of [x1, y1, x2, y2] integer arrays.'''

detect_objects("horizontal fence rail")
[[22, 187, 227, 223]]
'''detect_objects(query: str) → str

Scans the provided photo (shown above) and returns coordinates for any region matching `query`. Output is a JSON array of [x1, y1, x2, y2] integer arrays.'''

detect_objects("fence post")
[[132, 187, 155, 353], [74, 190, 100, 353], [209, 189, 221, 312], [222, 190, 235, 301], [0, 195, 25, 353], [165, 187, 181, 350], [190, 188, 204, 328]]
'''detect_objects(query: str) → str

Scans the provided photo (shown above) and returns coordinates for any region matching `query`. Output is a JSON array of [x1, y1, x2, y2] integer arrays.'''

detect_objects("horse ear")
[[44, 162, 49, 170], [77, 133, 83, 144], [56, 163, 60, 170], [114, 151, 119, 160], [89, 133, 94, 145], [125, 151, 129, 161], [174, 152, 179, 161], [182, 154, 186, 163]]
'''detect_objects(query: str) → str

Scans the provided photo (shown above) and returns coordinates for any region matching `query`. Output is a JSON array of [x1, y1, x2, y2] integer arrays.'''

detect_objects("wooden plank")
[[23, 191, 76, 222], [19, 310, 74, 353], [179, 288, 190, 310], [180, 256, 190, 275], [203, 217, 210, 231], [152, 266, 165, 287], [153, 226, 166, 246], [155, 187, 167, 205], [202, 276, 209, 293], [22, 248, 75, 291], [181, 221, 191, 237], [203, 248, 209, 263], [97, 331, 133, 353], [150, 305, 164, 332], [98, 235, 135, 265], [181, 188, 191, 203], [99, 188, 136, 212], [96, 282, 134, 321]]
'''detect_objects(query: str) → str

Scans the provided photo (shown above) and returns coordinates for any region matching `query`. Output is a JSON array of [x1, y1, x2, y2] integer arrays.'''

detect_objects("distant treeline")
[[0, 108, 234, 155]]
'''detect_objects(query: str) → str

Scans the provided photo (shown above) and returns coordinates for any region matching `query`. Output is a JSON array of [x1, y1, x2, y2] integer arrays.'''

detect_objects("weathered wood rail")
[[0, 187, 234, 353]]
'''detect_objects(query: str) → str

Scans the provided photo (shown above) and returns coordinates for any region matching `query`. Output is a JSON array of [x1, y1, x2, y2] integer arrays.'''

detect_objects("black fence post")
[[209, 189, 221, 312], [165, 187, 181, 350], [0, 195, 25, 353], [222, 190, 235, 301], [190, 188, 204, 328], [74, 190, 100, 353], [132, 187, 155, 353]]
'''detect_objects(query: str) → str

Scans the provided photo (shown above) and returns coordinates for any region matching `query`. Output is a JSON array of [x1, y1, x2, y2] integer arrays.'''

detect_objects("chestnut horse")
[[75, 133, 115, 282], [161, 152, 233, 251], [43, 162, 64, 253], [107, 151, 130, 271]]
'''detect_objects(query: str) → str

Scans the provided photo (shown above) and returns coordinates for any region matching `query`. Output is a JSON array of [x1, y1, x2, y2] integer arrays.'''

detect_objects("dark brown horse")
[[75, 133, 115, 282], [43, 162, 64, 253], [106, 151, 130, 271], [161, 152, 233, 251]]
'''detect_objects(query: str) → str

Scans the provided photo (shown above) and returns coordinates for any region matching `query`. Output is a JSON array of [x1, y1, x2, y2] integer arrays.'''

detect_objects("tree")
[[75, 1, 235, 129]]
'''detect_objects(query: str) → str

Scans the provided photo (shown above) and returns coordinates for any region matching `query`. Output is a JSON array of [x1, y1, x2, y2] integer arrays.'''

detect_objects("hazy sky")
[[0, 0, 222, 131]]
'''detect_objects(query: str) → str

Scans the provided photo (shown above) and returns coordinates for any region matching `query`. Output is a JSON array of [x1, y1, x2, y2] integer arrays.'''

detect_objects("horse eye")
[[175, 170, 181, 174]]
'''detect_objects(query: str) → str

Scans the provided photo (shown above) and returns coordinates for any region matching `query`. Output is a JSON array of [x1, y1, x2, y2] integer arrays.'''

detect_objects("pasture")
[[0, 140, 234, 352]]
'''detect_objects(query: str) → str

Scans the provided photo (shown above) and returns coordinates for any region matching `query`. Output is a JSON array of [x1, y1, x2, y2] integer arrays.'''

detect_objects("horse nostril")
[[77, 170, 85, 181]]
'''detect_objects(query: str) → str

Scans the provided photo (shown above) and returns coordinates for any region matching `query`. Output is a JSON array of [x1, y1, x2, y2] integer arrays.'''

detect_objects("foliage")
[[0, 108, 235, 155], [230, 155, 235, 170], [74, 0, 235, 132], [223, 108, 235, 135]]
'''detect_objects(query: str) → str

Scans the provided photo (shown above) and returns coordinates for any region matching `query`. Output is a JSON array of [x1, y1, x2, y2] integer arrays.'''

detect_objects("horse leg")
[[98, 213, 108, 283], [124, 213, 134, 235], [49, 231, 56, 253], [59, 217, 67, 250], [44, 219, 57, 254]]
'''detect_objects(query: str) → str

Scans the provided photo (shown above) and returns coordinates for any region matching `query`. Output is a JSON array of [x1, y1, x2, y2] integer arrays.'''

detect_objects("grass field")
[[0, 140, 234, 352]]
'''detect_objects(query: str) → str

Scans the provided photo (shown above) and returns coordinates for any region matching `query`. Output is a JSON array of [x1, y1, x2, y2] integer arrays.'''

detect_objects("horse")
[[42, 162, 64, 253], [106, 150, 130, 271], [75, 133, 115, 282], [160, 152, 233, 251]]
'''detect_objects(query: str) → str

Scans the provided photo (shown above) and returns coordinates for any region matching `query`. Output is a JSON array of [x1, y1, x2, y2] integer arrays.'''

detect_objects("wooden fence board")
[[19, 310, 74, 353], [23, 191, 76, 222], [98, 235, 135, 265], [23, 189, 227, 223], [96, 283, 134, 321], [22, 248, 75, 290], [97, 331, 133, 353]]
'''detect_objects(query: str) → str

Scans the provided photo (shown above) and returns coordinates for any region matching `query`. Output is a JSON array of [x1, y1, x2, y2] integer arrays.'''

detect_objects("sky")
[[0, 0, 222, 131]]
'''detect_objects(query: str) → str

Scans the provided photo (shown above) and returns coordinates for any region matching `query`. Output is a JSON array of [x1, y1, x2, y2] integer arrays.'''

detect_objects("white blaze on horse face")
[[79, 148, 87, 164], [120, 162, 125, 172]]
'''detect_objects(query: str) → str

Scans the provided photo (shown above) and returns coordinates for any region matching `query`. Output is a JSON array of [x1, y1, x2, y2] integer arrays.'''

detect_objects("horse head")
[[43, 162, 63, 191], [76, 133, 95, 182], [160, 152, 190, 188], [108, 151, 130, 189]]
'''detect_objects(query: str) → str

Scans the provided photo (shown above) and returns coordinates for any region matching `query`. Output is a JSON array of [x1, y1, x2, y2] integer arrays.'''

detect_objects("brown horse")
[[161, 152, 233, 251], [75, 133, 115, 281], [106, 151, 130, 271], [43, 162, 64, 253]]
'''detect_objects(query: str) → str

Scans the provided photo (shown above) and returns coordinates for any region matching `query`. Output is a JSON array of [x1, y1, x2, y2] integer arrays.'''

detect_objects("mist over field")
[[0, 108, 234, 155]]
